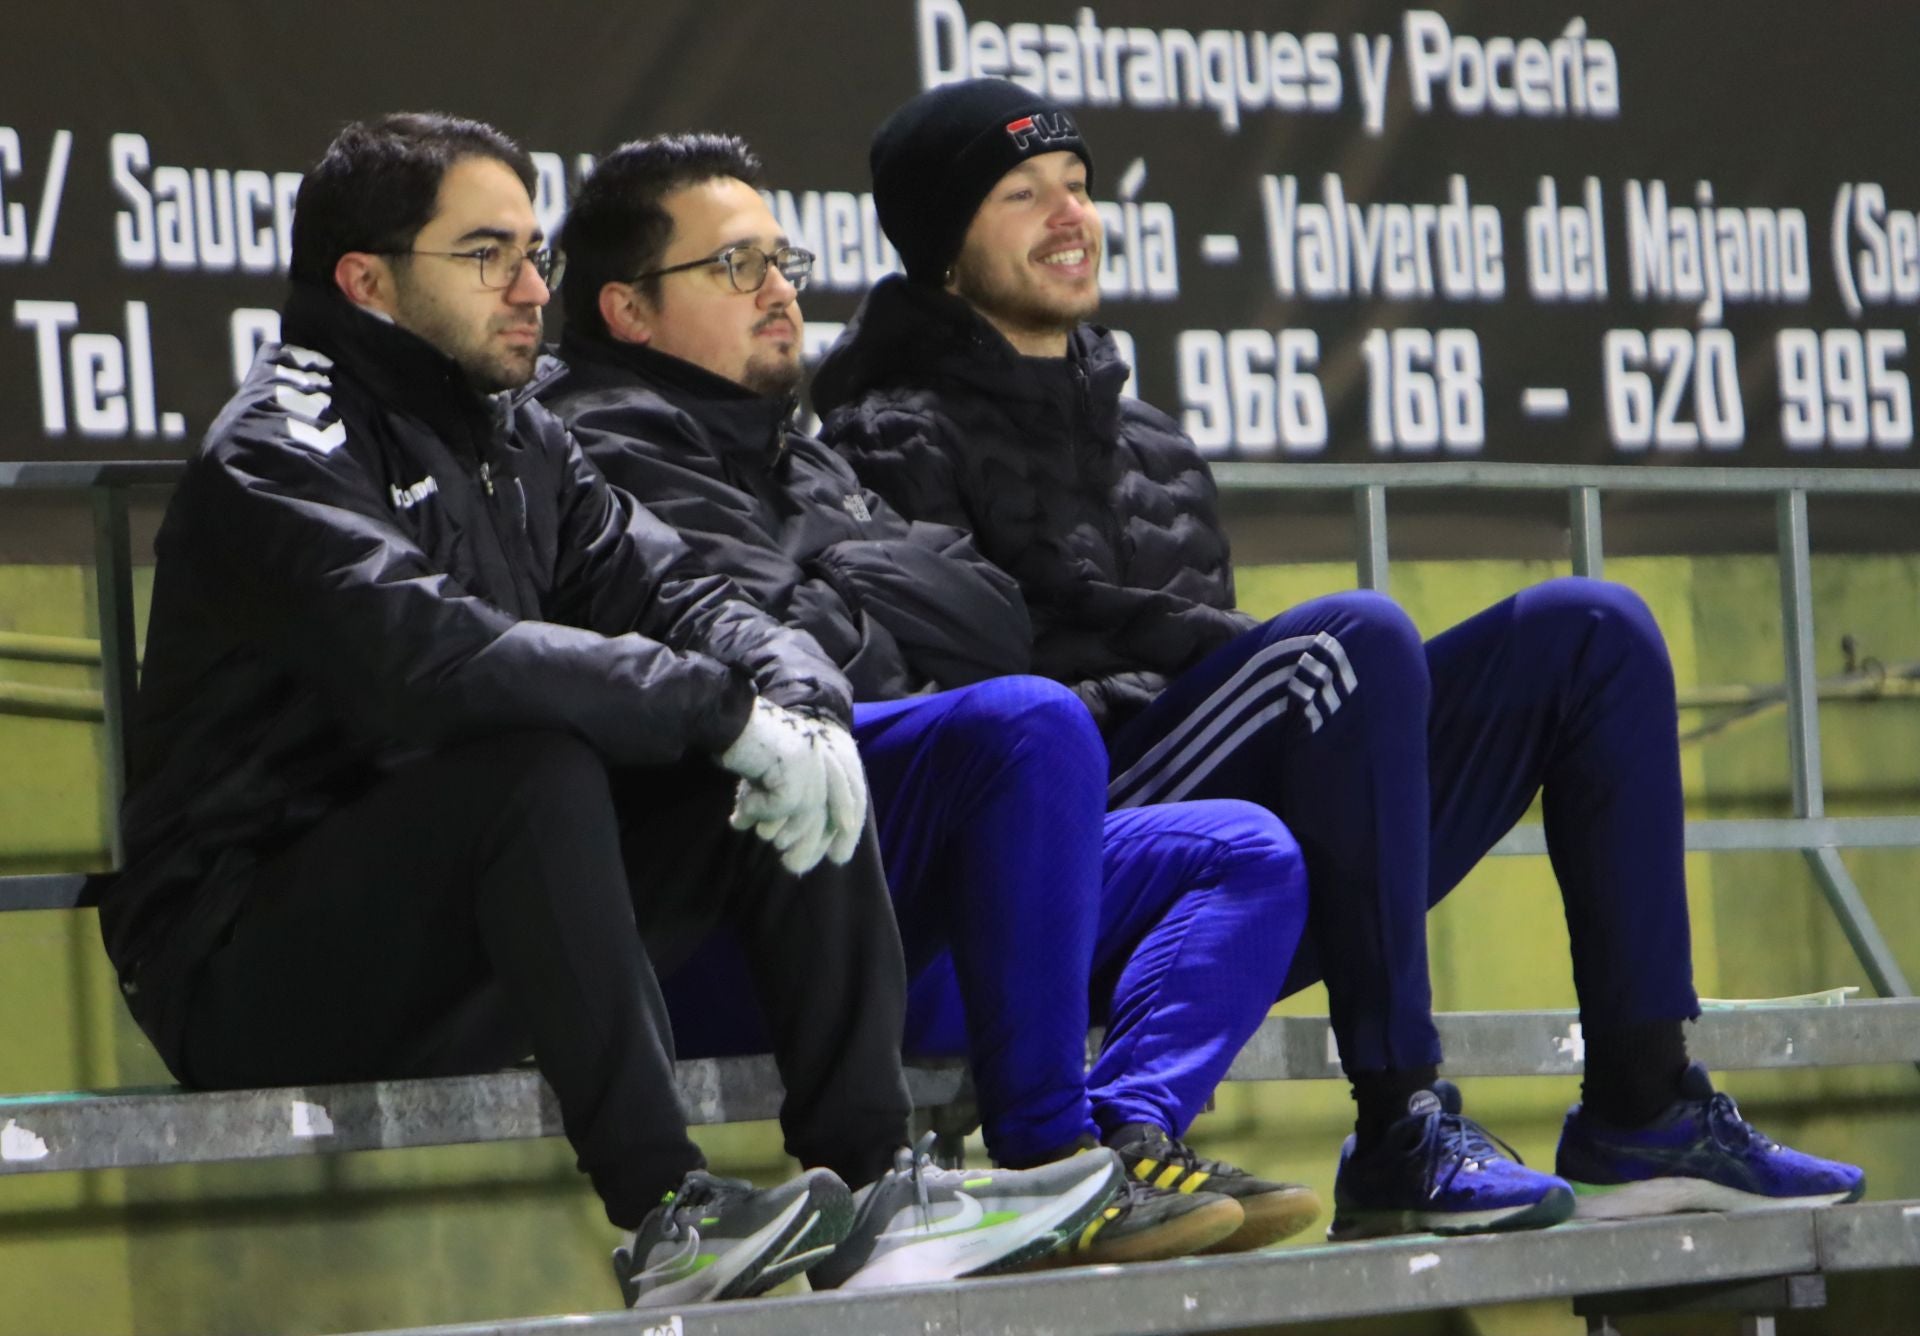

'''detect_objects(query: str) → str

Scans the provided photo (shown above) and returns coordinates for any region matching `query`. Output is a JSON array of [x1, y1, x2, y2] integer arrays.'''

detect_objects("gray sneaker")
[[808, 1138, 1124, 1289], [615, 1167, 853, 1308]]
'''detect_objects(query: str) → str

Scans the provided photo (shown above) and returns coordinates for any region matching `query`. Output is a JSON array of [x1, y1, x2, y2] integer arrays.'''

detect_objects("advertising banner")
[[5, 3, 1917, 469]]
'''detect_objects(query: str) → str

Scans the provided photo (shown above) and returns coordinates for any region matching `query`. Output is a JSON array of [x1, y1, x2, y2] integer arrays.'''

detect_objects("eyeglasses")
[[630, 244, 815, 294], [375, 241, 565, 291]]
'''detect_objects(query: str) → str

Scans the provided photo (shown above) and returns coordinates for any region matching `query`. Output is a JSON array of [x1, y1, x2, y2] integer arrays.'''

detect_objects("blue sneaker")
[[1556, 1062, 1866, 1219], [1329, 1082, 1574, 1240]]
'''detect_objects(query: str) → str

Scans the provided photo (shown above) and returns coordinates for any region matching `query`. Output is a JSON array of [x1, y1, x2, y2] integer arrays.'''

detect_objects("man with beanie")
[[814, 78, 1866, 1240], [538, 131, 1325, 1265], [93, 111, 1128, 1311]]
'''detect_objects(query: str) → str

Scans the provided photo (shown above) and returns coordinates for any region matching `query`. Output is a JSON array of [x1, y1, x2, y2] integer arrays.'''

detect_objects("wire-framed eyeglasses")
[[630, 244, 815, 294], [374, 241, 565, 291]]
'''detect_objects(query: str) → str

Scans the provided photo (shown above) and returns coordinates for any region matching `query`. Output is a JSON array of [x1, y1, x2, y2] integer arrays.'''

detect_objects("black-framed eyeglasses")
[[630, 244, 814, 294], [375, 241, 565, 291]]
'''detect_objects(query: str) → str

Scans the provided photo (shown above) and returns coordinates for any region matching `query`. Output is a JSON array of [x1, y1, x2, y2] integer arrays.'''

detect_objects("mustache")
[[753, 311, 795, 334]]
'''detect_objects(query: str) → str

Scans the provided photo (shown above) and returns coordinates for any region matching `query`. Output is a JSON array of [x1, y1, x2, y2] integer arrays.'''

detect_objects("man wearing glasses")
[[98, 112, 1133, 1310], [540, 133, 1324, 1266]]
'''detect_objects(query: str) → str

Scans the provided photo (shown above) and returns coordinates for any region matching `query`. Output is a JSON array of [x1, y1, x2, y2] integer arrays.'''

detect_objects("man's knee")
[[463, 730, 615, 827], [1268, 590, 1426, 703], [1191, 800, 1308, 909], [1110, 799, 1307, 909], [941, 674, 1104, 771], [1531, 577, 1674, 684], [1305, 589, 1421, 646]]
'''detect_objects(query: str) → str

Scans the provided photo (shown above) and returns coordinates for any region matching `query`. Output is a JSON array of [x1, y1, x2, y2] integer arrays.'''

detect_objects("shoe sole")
[[1327, 1186, 1574, 1241], [1567, 1176, 1865, 1220], [1201, 1186, 1324, 1253], [1047, 1194, 1246, 1266]]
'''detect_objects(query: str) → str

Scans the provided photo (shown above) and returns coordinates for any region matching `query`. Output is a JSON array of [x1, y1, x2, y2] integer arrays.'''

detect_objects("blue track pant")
[[1106, 578, 1700, 1076], [667, 676, 1308, 1165]]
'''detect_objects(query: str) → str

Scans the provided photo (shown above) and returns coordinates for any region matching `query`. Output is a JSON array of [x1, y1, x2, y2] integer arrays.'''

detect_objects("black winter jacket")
[[813, 275, 1254, 733], [538, 331, 1031, 700], [100, 283, 849, 1065]]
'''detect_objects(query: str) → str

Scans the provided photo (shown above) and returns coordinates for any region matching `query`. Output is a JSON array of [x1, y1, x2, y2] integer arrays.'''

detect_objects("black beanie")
[[870, 79, 1095, 285]]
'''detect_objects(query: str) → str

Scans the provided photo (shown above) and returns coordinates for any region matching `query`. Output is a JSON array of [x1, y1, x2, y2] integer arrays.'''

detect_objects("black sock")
[[1102, 1122, 1166, 1151], [1582, 1020, 1690, 1127], [1350, 1066, 1440, 1151], [1000, 1133, 1097, 1170]]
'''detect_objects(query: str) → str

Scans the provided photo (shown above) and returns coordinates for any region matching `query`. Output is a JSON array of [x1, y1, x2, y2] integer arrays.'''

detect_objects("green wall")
[[2, 555, 1917, 1336]]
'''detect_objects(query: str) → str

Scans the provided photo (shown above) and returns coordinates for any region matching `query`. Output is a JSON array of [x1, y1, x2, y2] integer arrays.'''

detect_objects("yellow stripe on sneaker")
[[1155, 1165, 1185, 1190], [1076, 1205, 1121, 1250], [1132, 1158, 1159, 1179]]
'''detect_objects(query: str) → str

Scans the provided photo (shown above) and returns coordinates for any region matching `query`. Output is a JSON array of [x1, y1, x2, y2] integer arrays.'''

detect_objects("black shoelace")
[[657, 1180, 717, 1242], [1704, 1092, 1772, 1154]]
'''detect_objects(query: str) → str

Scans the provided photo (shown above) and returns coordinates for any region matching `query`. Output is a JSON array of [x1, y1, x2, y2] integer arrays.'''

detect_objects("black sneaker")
[[614, 1167, 853, 1308], [1106, 1123, 1322, 1251], [1050, 1172, 1245, 1265]]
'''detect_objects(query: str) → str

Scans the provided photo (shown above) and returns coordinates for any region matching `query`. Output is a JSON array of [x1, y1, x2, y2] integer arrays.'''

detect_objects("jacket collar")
[[811, 274, 1129, 440], [279, 281, 504, 448], [557, 327, 796, 463]]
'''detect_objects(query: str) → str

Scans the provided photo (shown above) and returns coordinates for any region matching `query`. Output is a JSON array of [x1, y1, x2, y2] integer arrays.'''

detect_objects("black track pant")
[[178, 730, 911, 1227]]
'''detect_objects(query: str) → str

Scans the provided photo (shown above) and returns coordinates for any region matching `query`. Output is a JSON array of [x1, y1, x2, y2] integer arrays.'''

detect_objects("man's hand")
[[719, 699, 869, 874]]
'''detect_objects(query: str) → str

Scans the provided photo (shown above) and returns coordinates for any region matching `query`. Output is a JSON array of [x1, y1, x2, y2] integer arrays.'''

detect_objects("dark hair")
[[288, 112, 538, 287], [559, 133, 762, 338]]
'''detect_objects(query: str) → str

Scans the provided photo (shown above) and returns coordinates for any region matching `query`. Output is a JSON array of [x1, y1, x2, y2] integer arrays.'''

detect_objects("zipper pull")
[[480, 460, 495, 496]]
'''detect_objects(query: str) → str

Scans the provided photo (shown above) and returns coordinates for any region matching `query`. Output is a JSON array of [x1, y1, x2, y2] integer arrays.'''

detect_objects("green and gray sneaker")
[[1107, 1123, 1323, 1251], [615, 1167, 853, 1309], [808, 1137, 1124, 1289]]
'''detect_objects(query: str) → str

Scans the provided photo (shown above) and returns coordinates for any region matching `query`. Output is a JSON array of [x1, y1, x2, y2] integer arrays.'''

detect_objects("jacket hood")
[[810, 274, 1131, 437], [554, 327, 797, 464]]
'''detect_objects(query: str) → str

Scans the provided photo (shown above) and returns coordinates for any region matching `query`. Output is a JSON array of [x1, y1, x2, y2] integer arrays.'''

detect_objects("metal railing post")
[[1775, 491, 1824, 820], [1355, 484, 1389, 593], [90, 483, 138, 869], [1776, 489, 1911, 996], [1570, 486, 1605, 579]]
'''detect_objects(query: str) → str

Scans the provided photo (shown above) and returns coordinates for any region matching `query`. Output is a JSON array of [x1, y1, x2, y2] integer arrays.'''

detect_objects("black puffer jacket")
[[813, 275, 1254, 733], [539, 332, 1030, 700], [101, 283, 849, 1067]]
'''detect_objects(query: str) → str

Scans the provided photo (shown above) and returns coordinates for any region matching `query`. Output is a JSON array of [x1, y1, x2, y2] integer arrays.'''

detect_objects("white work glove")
[[719, 699, 840, 876], [814, 720, 869, 865], [733, 717, 869, 870]]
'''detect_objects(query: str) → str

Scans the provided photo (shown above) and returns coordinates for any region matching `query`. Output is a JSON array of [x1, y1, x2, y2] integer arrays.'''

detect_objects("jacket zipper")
[[1070, 359, 1125, 566], [472, 425, 536, 616], [1070, 362, 1091, 456]]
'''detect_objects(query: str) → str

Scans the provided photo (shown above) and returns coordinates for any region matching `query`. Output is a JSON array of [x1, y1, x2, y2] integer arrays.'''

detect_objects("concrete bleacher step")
[[5, 999, 1917, 1177], [320, 1201, 1920, 1336]]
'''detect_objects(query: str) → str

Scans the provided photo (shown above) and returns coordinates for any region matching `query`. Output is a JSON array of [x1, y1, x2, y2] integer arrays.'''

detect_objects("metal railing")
[[1212, 462, 1920, 998], [3, 460, 1918, 997], [0, 461, 176, 879]]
